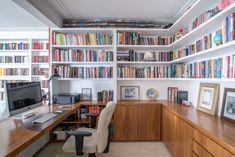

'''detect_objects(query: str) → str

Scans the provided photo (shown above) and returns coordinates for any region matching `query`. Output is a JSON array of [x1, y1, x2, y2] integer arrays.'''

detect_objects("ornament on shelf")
[[143, 52, 155, 61], [146, 88, 158, 100], [213, 30, 223, 46]]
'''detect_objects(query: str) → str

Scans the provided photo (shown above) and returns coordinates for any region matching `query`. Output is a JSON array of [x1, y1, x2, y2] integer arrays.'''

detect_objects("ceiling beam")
[[13, 0, 62, 27]]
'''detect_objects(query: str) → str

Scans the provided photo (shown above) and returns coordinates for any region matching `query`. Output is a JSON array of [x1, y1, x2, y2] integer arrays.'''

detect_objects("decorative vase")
[[213, 33, 223, 46]]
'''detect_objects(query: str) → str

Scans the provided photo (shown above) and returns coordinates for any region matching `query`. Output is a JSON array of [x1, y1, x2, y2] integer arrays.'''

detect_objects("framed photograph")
[[120, 86, 140, 100], [82, 88, 92, 101], [221, 88, 235, 123], [197, 83, 220, 116]]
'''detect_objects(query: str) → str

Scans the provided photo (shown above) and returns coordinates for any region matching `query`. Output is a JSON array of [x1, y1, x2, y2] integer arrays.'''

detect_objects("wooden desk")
[[0, 103, 80, 157]]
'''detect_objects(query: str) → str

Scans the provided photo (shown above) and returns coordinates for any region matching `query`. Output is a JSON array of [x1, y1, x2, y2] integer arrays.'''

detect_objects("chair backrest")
[[96, 101, 116, 153]]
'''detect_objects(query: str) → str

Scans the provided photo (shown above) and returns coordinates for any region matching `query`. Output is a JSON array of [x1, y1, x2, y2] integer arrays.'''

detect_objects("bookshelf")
[[50, 1, 235, 104], [0, 33, 49, 104]]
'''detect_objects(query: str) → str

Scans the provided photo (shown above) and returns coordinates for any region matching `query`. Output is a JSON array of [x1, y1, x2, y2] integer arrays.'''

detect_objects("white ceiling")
[[0, 0, 47, 29], [45, 0, 193, 23]]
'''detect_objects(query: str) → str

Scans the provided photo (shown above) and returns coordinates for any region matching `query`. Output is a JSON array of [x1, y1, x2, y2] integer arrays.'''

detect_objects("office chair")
[[63, 101, 116, 157]]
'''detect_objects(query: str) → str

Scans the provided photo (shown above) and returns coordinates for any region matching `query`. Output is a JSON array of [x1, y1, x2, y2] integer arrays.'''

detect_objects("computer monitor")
[[5, 82, 43, 117]]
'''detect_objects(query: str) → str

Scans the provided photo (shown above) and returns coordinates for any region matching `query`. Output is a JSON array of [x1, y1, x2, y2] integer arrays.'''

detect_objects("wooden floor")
[[34, 142, 172, 157]]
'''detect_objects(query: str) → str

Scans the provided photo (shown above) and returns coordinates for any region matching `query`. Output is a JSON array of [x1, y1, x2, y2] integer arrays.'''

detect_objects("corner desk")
[[0, 101, 101, 157]]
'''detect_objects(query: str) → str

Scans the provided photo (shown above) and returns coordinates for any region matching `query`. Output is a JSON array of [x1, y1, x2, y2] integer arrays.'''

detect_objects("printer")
[[53, 93, 81, 104]]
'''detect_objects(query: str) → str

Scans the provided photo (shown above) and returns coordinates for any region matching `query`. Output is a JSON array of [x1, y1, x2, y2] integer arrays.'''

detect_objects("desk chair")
[[63, 101, 116, 157]]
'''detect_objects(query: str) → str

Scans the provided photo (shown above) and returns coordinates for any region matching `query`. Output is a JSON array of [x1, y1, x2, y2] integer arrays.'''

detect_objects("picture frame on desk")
[[82, 88, 92, 101], [197, 83, 220, 116], [221, 88, 235, 123], [120, 86, 140, 100]]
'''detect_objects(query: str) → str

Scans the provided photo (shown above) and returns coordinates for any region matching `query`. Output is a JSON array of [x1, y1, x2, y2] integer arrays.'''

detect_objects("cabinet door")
[[162, 108, 193, 157], [113, 105, 138, 141], [137, 104, 161, 141]]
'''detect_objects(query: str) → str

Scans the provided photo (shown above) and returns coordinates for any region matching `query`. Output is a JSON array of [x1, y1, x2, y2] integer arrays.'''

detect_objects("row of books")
[[0, 43, 29, 50], [97, 90, 114, 102], [0, 56, 29, 63], [222, 13, 235, 44], [53, 49, 113, 62], [40, 80, 48, 88], [54, 66, 113, 78], [0, 68, 29, 76], [191, 6, 219, 30], [171, 54, 235, 78], [33, 68, 48, 75], [52, 32, 113, 45], [33, 56, 49, 63], [173, 31, 216, 60], [218, 0, 235, 10], [117, 32, 172, 45], [117, 66, 171, 78], [32, 42, 49, 50], [117, 50, 173, 62], [168, 87, 178, 102]]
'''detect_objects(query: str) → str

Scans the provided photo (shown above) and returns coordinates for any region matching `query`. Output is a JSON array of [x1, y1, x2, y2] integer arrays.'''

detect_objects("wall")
[[117, 80, 235, 116]]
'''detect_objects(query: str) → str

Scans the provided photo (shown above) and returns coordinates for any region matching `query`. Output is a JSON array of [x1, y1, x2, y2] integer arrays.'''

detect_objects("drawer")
[[193, 140, 213, 157], [193, 152, 199, 157], [193, 129, 234, 157]]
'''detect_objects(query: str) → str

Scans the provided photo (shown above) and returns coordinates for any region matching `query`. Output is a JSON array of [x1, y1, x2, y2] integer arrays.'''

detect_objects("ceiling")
[[0, 0, 47, 30], [1, 0, 196, 28], [44, 0, 193, 22]]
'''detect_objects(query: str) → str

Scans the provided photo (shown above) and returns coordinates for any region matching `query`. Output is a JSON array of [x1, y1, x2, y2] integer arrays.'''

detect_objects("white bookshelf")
[[50, 1, 235, 102]]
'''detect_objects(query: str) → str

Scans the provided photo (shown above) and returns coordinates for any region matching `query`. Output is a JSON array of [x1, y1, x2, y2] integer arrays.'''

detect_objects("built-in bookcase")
[[50, 1, 235, 103]]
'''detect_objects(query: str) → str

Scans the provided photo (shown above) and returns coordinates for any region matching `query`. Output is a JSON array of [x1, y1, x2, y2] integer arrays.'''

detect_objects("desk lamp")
[[48, 66, 60, 106]]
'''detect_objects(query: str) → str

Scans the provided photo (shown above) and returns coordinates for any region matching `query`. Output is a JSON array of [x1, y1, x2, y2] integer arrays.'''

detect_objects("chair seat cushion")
[[63, 128, 97, 153]]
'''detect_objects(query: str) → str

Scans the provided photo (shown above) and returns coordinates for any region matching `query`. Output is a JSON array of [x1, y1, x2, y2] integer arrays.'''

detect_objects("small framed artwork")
[[82, 88, 92, 101], [120, 86, 140, 100], [221, 88, 235, 123], [197, 83, 220, 116]]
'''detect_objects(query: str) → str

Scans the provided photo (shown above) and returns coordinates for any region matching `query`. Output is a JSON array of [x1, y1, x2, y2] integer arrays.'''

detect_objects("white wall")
[[117, 80, 235, 116]]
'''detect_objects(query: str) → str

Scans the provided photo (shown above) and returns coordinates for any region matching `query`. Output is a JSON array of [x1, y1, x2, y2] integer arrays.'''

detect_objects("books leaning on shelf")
[[0, 56, 29, 63], [0, 42, 29, 50], [117, 50, 173, 62], [117, 32, 172, 45], [173, 31, 217, 60], [52, 32, 113, 45], [0, 68, 29, 76], [171, 54, 235, 78], [117, 65, 171, 78], [53, 49, 113, 62], [54, 65, 113, 78], [222, 13, 235, 44], [168, 87, 178, 102], [32, 42, 49, 50], [33, 68, 48, 76], [33, 56, 49, 63], [97, 90, 113, 102]]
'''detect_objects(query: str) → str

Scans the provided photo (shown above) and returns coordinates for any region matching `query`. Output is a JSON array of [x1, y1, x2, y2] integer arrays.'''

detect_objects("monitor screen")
[[6, 82, 43, 116]]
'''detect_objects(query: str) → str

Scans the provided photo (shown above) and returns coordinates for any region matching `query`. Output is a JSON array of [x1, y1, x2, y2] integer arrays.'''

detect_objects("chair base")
[[88, 153, 96, 157]]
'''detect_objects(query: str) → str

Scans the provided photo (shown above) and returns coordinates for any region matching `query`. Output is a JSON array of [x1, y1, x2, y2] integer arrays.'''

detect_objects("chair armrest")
[[66, 131, 92, 155], [67, 131, 92, 137]]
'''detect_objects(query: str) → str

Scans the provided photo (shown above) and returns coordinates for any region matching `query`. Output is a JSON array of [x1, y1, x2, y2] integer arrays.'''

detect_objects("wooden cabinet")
[[193, 129, 235, 157], [162, 107, 193, 157], [113, 101, 161, 141], [137, 104, 161, 140], [113, 104, 138, 141]]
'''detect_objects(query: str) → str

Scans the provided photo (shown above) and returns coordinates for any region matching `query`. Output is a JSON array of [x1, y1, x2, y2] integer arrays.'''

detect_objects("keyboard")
[[32, 113, 57, 124]]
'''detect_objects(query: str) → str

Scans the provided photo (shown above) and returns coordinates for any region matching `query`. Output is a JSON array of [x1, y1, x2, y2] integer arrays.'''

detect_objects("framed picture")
[[120, 86, 140, 100], [197, 83, 220, 116], [221, 88, 235, 123], [82, 88, 92, 100]]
